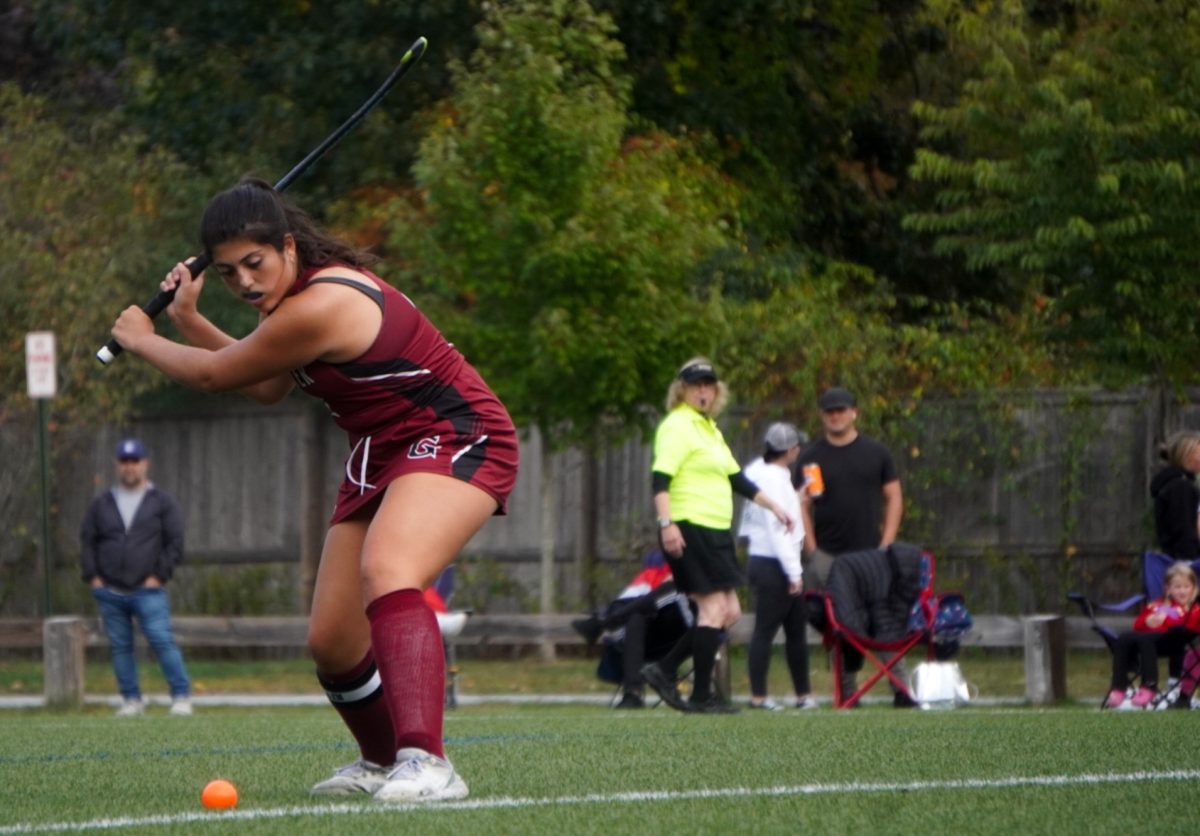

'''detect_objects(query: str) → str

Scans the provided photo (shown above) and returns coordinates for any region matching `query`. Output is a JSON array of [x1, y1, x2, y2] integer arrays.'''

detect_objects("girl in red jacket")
[[1105, 561, 1200, 709]]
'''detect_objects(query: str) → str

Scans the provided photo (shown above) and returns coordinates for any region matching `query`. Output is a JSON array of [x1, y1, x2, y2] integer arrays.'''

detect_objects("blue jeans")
[[91, 586, 191, 700]]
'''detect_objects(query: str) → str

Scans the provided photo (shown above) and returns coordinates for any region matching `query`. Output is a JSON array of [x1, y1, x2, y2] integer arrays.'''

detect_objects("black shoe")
[[685, 695, 740, 714], [571, 615, 603, 645], [893, 691, 919, 709], [615, 692, 645, 709], [639, 663, 688, 711]]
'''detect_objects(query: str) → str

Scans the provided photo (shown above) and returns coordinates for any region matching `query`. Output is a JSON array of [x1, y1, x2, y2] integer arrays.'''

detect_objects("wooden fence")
[[4, 385, 1200, 616]]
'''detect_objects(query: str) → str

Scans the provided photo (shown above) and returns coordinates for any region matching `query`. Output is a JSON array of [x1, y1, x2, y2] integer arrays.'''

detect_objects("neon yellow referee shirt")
[[652, 405, 741, 529]]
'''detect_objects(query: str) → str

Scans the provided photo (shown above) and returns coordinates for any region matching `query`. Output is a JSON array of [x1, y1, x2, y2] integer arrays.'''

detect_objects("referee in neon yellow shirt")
[[640, 357, 795, 713]]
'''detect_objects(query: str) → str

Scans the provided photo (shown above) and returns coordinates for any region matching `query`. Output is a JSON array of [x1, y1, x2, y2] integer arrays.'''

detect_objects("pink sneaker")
[[1105, 689, 1126, 709], [1130, 687, 1156, 709]]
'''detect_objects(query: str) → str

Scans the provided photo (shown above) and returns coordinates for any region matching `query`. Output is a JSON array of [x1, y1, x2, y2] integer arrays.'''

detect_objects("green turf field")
[[0, 703, 1193, 835]]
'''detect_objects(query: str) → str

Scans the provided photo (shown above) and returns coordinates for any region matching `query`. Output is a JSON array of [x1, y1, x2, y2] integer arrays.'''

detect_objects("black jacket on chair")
[[826, 543, 924, 642]]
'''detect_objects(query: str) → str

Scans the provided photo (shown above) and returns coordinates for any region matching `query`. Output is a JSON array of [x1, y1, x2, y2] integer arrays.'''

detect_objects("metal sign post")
[[25, 331, 57, 618]]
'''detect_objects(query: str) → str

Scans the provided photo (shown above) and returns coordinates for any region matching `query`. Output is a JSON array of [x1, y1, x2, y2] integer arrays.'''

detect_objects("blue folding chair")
[[1067, 550, 1200, 706]]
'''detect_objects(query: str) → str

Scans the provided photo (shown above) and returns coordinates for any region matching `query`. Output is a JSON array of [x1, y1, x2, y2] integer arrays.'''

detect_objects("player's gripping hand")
[[161, 258, 205, 322]]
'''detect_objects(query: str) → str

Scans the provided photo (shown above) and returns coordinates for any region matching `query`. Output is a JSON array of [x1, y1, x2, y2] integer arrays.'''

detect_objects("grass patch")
[[0, 704, 1191, 834]]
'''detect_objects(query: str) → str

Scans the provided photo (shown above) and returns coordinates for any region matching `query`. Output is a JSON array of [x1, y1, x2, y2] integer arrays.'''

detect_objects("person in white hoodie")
[[740, 422, 816, 710]]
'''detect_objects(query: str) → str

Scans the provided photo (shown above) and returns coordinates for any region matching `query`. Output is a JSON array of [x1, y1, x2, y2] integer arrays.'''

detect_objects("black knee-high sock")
[[317, 651, 396, 767], [690, 626, 723, 702], [657, 627, 694, 677], [622, 614, 648, 691]]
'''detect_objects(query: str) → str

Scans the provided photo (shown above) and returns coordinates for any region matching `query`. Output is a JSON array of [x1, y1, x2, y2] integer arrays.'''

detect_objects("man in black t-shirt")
[[794, 386, 902, 590], [796, 387, 909, 705]]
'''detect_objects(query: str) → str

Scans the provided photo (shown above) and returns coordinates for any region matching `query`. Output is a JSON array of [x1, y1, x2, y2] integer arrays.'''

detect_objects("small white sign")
[[25, 331, 57, 399]]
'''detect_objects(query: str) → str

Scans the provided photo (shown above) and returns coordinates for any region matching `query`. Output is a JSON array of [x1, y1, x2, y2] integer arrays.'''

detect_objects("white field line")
[[2, 769, 1199, 833]]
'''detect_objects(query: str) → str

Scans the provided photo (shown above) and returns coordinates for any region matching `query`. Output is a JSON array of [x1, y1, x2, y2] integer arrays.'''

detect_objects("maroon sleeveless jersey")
[[288, 266, 519, 523]]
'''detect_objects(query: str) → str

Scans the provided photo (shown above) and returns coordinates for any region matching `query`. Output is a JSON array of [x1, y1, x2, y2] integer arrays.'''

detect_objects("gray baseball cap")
[[764, 422, 802, 452]]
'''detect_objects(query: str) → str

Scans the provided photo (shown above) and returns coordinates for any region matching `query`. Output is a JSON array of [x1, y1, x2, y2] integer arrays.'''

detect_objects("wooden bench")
[[0, 613, 1127, 651]]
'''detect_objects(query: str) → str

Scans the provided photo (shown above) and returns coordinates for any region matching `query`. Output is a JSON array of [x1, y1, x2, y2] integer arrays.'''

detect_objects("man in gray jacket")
[[81, 438, 192, 716]]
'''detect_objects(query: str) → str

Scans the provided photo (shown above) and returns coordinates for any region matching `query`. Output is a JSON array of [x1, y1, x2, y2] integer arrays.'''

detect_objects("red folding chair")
[[425, 565, 471, 708], [817, 547, 939, 709]]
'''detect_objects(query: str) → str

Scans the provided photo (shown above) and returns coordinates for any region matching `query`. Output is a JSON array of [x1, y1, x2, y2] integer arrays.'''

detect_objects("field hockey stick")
[[96, 35, 428, 365]]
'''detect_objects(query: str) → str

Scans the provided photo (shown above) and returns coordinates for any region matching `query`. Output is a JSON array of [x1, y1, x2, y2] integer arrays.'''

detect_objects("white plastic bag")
[[910, 661, 973, 710]]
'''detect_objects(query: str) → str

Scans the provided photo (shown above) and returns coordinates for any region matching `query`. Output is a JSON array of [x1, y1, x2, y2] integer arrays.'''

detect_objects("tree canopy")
[[357, 0, 741, 450], [5, 0, 1200, 430], [904, 0, 1200, 383], [0, 83, 206, 421]]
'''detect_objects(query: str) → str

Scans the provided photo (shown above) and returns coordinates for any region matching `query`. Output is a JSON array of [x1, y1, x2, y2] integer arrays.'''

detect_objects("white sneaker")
[[795, 695, 820, 710], [1157, 679, 1181, 711], [373, 748, 469, 803], [168, 698, 193, 717], [748, 698, 782, 711], [115, 699, 144, 717], [310, 758, 391, 796]]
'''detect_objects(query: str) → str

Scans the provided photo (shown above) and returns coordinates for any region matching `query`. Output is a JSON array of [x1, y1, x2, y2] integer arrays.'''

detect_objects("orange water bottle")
[[802, 463, 824, 498]]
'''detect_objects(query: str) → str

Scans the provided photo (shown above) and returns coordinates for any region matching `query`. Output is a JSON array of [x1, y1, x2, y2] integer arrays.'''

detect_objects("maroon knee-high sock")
[[366, 588, 446, 759], [316, 651, 397, 767]]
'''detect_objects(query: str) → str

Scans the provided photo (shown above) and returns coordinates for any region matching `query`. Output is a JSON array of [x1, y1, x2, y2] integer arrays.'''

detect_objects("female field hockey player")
[[111, 177, 518, 803]]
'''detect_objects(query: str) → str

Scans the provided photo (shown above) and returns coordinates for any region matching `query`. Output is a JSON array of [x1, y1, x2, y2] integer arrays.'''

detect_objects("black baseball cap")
[[678, 361, 718, 384], [818, 387, 856, 411]]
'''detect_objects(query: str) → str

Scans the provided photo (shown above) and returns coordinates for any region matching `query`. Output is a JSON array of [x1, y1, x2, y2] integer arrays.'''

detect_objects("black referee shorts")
[[663, 520, 744, 595]]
